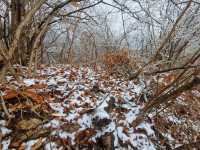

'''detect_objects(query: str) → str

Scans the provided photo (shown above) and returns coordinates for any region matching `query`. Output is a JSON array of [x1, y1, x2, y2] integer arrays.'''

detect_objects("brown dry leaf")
[[70, 2, 80, 8], [123, 127, 129, 134], [16, 118, 42, 130], [18, 143, 26, 150], [69, 71, 77, 81], [75, 129, 96, 144], [9, 103, 32, 112], [9, 140, 22, 149], [21, 89, 43, 103], [63, 123, 80, 133], [2, 89, 18, 100], [79, 108, 94, 115], [102, 133, 114, 150], [163, 74, 176, 84], [30, 83, 47, 89], [10, 128, 50, 149]]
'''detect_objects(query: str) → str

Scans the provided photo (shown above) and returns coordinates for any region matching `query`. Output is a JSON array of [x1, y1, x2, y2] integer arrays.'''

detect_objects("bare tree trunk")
[[11, 0, 27, 65], [7, 0, 46, 62], [28, 16, 52, 74], [11, 0, 25, 34]]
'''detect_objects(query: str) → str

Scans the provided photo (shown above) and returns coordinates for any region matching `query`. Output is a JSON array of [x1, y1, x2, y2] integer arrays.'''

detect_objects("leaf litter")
[[0, 64, 199, 149]]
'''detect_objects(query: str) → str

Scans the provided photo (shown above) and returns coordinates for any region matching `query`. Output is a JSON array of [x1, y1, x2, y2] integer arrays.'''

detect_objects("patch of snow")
[[78, 114, 92, 128], [192, 121, 200, 132], [94, 96, 110, 119], [0, 120, 6, 126], [0, 126, 12, 135], [104, 121, 116, 133], [1, 139, 11, 150], [65, 112, 78, 122], [47, 78, 57, 86], [176, 96, 187, 105], [162, 133, 175, 141], [44, 142, 63, 150], [44, 119, 61, 128], [56, 76, 67, 83], [133, 84, 144, 95], [167, 115, 185, 124], [125, 107, 140, 123], [58, 131, 75, 145], [6, 76, 13, 82], [113, 129, 119, 148], [117, 126, 129, 143], [23, 79, 35, 86], [129, 133, 156, 150], [94, 109, 110, 119], [49, 103, 65, 115], [56, 84, 68, 92], [25, 139, 38, 150], [192, 90, 200, 97], [136, 122, 155, 136]]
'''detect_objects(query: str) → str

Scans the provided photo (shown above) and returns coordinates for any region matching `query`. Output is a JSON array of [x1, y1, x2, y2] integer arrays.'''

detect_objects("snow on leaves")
[[1, 65, 199, 149]]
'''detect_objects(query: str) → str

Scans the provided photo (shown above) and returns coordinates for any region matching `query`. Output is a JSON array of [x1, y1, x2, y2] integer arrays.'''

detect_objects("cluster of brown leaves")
[[101, 51, 137, 78], [102, 51, 130, 68], [0, 71, 54, 149]]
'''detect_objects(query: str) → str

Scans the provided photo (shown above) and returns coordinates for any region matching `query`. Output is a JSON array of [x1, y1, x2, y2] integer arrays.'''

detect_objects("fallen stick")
[[0, 91, 13, 119]]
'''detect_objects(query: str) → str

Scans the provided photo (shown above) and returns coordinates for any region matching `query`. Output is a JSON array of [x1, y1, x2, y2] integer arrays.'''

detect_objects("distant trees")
[[0, 0, 103, 76], [0, 0, 200, 70]]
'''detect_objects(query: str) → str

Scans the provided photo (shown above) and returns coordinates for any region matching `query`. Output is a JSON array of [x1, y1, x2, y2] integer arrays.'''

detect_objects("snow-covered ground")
[[0, 65, 199, 149]]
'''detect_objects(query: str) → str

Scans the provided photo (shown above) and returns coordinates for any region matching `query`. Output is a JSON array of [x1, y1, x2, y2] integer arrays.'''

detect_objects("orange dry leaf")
[[163, 74, 176, 84], [2, 88, 44, 104], [69, 71, 76, 81], [21, 89, 44, 103], [75, 129, 96, 144], [9, 140, 22, 149], [102, 51, 130, 69], [9, 103, 32, 112], [18, 143, 26, 150], [2, 90, 18, 100]]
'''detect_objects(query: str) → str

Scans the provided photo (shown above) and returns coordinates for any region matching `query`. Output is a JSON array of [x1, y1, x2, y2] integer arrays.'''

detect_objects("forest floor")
[[0, 64, 200, 150]]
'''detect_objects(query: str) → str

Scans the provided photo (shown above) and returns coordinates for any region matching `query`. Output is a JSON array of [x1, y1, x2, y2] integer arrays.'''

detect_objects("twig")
[[0, 91, 13, 119], [146, 65, 200, 75], [132, 76, 200, 128]]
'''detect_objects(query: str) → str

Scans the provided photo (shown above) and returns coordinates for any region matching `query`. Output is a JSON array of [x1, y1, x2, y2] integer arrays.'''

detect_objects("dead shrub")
[[101, 51, 138, 78], [102, 51, 129, 68]]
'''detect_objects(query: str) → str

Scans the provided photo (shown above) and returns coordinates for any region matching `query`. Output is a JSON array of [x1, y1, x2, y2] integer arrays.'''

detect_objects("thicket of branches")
[[0, 0, 200, 149]]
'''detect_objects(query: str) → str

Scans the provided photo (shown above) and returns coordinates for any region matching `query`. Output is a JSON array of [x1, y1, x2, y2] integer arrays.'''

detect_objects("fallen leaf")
[[30, 83, 47, 89], [75, 129, 96, 144], [16, 118, 42, 130], [21, 89, 44, 103], [2, 90, 18, 100], [62, 123, 80, 133]]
